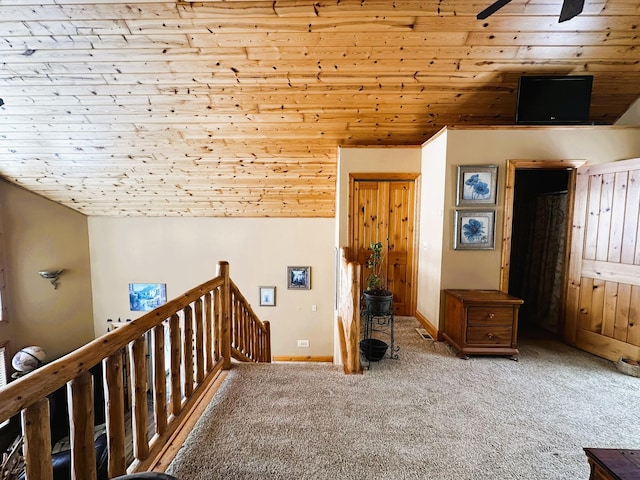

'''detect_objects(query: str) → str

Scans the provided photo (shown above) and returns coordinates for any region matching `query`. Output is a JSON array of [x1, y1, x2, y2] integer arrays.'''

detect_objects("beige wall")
[[336, 146, 422, 246], [88, 217, 335, 358], [426, 125, 640, 330], [0, 180, 93, 361]]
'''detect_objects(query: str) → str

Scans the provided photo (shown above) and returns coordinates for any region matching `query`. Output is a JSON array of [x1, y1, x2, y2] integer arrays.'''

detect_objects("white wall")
[[88, 217, 335, 358]]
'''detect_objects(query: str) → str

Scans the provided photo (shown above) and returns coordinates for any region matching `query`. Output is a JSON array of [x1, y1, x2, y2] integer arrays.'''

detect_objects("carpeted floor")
[[166, 317, 640, 480]]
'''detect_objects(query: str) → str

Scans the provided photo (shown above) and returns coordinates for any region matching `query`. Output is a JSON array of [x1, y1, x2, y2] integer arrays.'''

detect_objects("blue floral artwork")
[[456, 165, 497, 206], [454, 210, 495, 250], [462, 217, 487, 243], [462, 172, 492, 201]]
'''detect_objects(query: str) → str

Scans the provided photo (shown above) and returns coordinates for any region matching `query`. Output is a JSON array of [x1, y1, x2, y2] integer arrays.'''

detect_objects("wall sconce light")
[[39, 269, 65, 289]]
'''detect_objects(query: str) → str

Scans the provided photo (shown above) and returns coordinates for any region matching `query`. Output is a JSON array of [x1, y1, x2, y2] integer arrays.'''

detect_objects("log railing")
[[337, 247, 362, 374], [230, 282, 272, 363], [0, 261, 271, 480]]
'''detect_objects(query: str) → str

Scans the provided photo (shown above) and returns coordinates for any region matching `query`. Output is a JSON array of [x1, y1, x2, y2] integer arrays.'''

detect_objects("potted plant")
[[363, 241, 393, 315], [360, 241, 393, 361]]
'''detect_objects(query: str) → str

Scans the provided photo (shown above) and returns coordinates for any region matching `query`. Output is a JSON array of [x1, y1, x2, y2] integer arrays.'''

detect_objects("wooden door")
[[565, 157, 640, 361], [350, 175, 417, 316]]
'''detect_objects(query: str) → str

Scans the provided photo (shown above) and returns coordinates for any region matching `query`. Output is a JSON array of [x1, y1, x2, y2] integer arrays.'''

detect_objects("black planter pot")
[[359, 338, 389, 362], [363, 291, 393, 315]]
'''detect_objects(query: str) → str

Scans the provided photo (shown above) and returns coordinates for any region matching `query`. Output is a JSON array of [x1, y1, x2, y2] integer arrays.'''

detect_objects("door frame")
[[499, 159, 585, 339], [348, 172, 420, 316]]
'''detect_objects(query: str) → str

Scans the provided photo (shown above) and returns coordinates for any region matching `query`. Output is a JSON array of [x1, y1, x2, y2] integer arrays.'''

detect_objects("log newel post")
[[264, 320, 272, 363], [218, 261, 232, 369]]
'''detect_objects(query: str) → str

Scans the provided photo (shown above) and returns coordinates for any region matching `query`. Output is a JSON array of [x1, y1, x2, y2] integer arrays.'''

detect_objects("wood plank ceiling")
[[0, 0, 639, 217]]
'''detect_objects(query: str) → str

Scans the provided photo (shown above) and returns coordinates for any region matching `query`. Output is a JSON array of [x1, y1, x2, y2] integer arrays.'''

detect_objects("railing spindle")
[[214, 287, 222, 361], [22, 398, 54, 480], [104, 352, 127, 478], [68, 371, 96, 480], [169, 313, 181, 415], [183, 306, 194, 397], [205, 291, 213, 371], [194, 298, 204, 384], [153, 324, 168, 435], [130, 336, 149, 461]]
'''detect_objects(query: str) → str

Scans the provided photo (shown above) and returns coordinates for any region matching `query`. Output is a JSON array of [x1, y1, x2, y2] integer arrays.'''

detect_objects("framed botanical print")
[[259, 286, 276, 306], [456, 165, 498, 206], [453, 210, 496, 250]]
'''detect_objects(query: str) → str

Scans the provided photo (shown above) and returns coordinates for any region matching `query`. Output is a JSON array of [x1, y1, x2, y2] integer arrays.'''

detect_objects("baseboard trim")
[[415, 310, 441, 341], [272, 355, 334, 363]]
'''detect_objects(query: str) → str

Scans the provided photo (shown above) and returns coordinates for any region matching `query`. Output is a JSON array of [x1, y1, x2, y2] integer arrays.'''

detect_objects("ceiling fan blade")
[[476, 0, 514, 19], [558, 0, 585, 22]]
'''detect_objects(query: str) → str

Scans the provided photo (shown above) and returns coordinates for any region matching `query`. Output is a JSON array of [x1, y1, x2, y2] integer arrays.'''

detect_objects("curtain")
[[513, 192, 567, 333]]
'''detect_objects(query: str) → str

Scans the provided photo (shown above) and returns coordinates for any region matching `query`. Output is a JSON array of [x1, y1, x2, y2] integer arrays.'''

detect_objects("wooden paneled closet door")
[[350, 175, 417, 316], [566, 157, 640, 361]]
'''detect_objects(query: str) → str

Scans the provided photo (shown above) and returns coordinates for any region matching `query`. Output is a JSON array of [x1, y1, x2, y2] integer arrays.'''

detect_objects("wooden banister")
[[229, 281, 272, 364], [0, 261, 271, 479]]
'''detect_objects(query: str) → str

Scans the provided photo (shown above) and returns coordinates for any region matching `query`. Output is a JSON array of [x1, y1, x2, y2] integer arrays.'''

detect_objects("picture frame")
[[453, 210, 496, 250], [456, 165, 498, 206], [287, 266, 311, 289], [259, 286, 276, 306], [129, 283, 167, 311]]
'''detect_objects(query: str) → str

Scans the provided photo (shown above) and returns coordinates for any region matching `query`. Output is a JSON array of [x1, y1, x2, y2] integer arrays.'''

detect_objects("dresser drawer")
[[466, 326, 512, 345], [467, 306, 514, 326]]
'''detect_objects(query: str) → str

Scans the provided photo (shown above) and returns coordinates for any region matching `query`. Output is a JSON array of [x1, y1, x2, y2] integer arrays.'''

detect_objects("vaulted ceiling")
[[0, 0, 638, 217]]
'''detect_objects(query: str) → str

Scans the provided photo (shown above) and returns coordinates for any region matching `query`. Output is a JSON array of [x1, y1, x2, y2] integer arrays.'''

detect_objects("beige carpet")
[[167, 317, 640, 479]]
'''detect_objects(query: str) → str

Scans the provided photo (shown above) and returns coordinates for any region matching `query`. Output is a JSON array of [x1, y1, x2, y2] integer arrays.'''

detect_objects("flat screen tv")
[[515, 75, 593, 125]]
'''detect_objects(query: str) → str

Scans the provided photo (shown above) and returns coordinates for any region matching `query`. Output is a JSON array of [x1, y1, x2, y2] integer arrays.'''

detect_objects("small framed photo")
[[453, 210, 496, 250], [456, 165, 498, 206], [259, 286, 276, 306], [287, 266, 311, 290], [129, 283, 167, 311]]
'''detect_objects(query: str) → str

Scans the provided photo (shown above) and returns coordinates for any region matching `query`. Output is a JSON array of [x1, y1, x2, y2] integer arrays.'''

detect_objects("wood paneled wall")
[[0, 0, 638, 216]]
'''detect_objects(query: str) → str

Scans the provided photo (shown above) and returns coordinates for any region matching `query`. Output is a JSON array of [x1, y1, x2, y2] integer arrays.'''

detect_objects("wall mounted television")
[[515, 75, 593, 125]]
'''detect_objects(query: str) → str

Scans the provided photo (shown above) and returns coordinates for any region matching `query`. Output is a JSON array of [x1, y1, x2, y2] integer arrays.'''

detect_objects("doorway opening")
[[500, 160, 585, 341], [508, 169, 570, 335]]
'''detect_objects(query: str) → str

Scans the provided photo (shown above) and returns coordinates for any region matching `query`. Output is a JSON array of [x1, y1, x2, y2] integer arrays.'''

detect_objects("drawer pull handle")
[[488, 313, 495, 318], [487, 333, 494, 339]]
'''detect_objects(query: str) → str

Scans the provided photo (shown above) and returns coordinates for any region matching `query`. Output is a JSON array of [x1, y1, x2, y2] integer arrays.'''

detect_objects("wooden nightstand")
[[443, 289, 523, 360]]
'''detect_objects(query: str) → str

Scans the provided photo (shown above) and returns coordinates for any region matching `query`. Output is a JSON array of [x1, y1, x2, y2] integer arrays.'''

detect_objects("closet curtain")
[[512, 192, 567, 333]]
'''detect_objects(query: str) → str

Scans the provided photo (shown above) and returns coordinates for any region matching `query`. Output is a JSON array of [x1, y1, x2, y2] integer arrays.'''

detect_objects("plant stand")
[[360, 294, 399, 366]]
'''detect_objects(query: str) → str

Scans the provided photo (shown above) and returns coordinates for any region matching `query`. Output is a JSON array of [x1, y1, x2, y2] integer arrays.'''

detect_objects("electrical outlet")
[[312, 304, 317, 311], [297, 339, 309, 348]]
